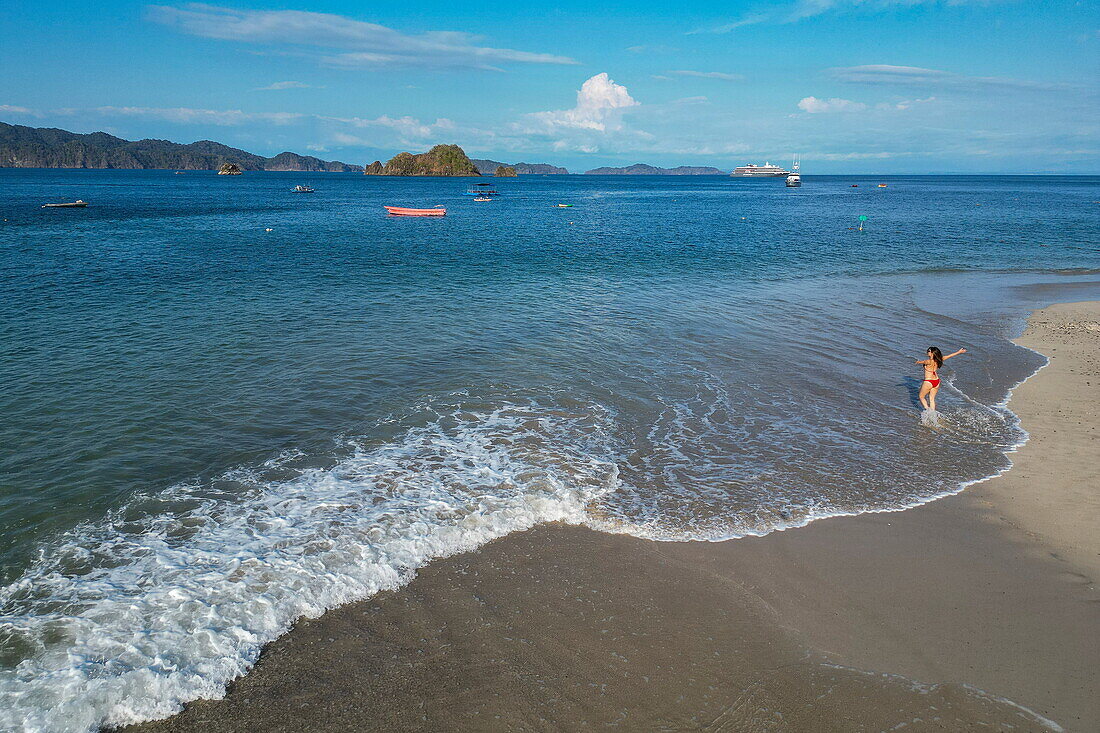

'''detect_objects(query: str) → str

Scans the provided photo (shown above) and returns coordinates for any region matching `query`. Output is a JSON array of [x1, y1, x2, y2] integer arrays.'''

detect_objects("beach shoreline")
[[131, 301, 1099, 732]]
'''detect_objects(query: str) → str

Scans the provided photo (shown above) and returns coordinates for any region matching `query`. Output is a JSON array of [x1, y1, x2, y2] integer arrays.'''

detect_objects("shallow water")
[[0, 171, 1098, 729]]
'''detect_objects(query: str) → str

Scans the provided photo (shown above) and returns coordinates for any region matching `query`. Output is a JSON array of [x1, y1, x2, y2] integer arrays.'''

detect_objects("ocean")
[[1, 170, 1098, 730]]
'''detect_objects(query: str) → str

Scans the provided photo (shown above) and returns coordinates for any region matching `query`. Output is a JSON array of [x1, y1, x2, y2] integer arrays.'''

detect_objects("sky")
[[2, 1, 1098, 172]]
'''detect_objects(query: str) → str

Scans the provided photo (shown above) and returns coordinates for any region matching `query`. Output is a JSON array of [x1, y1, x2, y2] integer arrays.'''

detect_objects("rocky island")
[[364, 144, 481, 176], [0, 122, 362, 171], [471, 159, 569, 175], [216, 163, 242, 175], [584, 163, 727, 175], [495, 166, 517, 177]]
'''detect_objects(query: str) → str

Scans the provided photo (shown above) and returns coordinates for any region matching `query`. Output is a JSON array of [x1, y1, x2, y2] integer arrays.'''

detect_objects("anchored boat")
[[464, 183, 500, 196], [785, 156, 801, 188], [384, 205, 446, 217], [42, 200, 88, 208], [293, 185, 315, 193]]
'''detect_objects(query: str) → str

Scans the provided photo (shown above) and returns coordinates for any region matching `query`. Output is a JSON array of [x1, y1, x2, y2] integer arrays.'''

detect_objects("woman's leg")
[[929, 384, 940, 412], [918, 381, 931, 410]]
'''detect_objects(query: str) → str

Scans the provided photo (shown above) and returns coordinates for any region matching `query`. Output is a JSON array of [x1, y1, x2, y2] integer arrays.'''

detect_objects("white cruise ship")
[[731, 162, 790, 177]]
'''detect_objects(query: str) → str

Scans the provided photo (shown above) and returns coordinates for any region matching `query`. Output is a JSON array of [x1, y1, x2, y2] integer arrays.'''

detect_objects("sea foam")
[[0, 400, 618, 732]]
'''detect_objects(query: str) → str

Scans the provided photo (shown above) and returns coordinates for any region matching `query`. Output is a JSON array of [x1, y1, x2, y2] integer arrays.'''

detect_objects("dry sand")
[[131, 302, 1099, 733]]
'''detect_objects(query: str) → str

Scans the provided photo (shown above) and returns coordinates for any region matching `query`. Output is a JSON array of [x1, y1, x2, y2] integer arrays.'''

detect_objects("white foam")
[[920, 408, 942, 427], [0, 350, 1050, 731], [0, 402, 618, 732]]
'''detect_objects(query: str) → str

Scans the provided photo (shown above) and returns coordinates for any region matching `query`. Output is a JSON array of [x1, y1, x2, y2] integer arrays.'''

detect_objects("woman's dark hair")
[[928, 346, 943, 368]]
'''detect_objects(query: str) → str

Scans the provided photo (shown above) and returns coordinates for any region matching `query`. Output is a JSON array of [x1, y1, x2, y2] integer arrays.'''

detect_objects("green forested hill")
[[364, 144, 481, 176], [0, 122, 362, 171]]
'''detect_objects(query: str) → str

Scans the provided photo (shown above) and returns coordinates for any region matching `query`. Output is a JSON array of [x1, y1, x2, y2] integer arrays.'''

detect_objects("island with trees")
[[584, 163, 727, 175], [471, 158, 569, 175], [363, 144, 482, 176]]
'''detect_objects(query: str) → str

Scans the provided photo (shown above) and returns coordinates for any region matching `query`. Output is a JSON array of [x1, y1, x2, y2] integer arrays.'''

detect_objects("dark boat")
[[465, 183, 500, 196]]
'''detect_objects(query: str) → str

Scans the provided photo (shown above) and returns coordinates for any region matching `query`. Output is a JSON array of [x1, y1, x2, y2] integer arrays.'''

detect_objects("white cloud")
[[829, 65, 1070, 91], [329, 132, 370, 146], [699, 1, 992, 31], [508, 73, 653, 154], [147, 4, 577, 70], [626, 44, 675, 53], [797, 94, 936, 114], [91, 106, 306, 125], [10, 102, 466, 150], [884, 96, 936, 110], [787, 0, 965, 22], [689, 14, 768, 34], [527, 73, 639, 132], [666, 70, 744, 81], [254, 81, 315, 91], [0, 104, 37, 116], [797, 96, 867, 113], [330, 114, 437, 138], [809, 151, 914, 160]]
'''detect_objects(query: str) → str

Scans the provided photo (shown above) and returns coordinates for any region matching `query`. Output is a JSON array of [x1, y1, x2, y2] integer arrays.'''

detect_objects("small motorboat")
[[473, 195, 492, 202], [175, 171, 186, 175], [42, 200, 88, 208], [877, 184, 888, 188], [850, 184, 859, 188], [384, 205, 446, 217], [293, 185, 315, 193], [556, 203, 573, 208]]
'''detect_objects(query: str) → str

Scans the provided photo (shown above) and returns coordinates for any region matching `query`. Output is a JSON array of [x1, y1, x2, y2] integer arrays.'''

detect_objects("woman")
[[916, 346, 966, 412]]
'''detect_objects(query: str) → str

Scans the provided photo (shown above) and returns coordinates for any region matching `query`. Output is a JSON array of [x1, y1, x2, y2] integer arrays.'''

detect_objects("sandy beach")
[[131, 301, 1099, 732]]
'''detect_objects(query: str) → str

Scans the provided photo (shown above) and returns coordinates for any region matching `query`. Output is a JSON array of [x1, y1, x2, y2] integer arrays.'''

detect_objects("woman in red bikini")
[[916, 346, 967, 412]]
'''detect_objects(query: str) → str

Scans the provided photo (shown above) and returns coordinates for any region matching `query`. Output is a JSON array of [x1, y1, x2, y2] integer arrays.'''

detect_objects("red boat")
[[384, 205, 446, 217]]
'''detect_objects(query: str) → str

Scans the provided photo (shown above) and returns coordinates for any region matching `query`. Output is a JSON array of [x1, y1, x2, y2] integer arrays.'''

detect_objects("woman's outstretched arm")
[[942, 348, 967, 360]]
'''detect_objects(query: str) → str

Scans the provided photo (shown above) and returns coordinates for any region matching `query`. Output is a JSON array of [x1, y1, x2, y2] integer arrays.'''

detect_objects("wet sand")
[[132, 301, 1099, 732]]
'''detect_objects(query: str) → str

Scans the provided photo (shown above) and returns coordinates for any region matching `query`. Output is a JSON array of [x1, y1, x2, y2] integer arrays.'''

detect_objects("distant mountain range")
[[0, 122, 362, 171], [584, 163, 727, 175], [0, 122, 734, 177], [471, 159, 569, 175]]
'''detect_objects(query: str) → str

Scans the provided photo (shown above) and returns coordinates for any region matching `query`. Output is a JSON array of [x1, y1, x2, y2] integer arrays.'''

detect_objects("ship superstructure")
[[731, 162, 791, 177]]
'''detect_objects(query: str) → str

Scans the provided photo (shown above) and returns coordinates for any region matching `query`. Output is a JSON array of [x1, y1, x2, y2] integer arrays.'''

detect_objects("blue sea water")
[[0, 170, 1098, 729]]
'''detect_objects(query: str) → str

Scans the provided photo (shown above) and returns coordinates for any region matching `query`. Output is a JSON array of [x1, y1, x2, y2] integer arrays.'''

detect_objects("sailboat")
[[785, 156, 801, 188]]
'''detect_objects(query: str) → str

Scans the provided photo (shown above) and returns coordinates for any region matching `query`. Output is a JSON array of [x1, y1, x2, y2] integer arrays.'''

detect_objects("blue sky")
[[2, 1, 1097, 172]]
